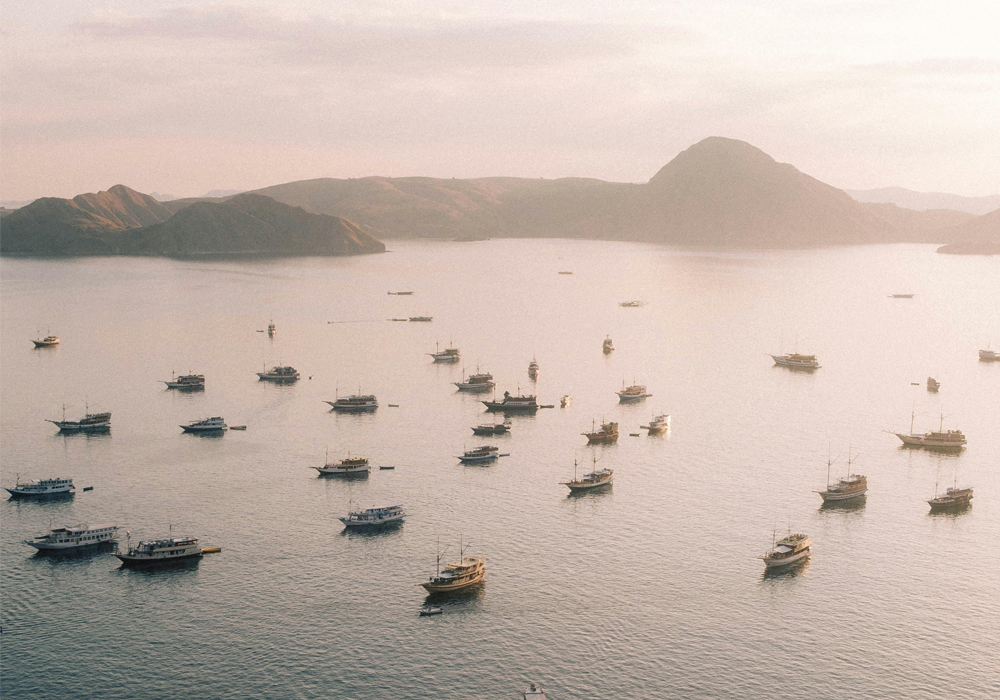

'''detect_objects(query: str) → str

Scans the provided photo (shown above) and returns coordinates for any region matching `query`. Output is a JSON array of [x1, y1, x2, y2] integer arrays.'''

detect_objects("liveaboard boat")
[[640, 414, 671, 434], [769, 353, 821, 370], [164, 372, 206, 390], [483, 391, 539, 413], [561, 455, 614, 493], [429, 342, 460, 363], [582, 419, 619, 444], [759, 532, 811, 569], [31, 334, 60, 348], [24, 523, 118, 551], [314, 453, 371, 476], [6, 477, 75, 498], [419, 541, 486, 593], [180, 416, 228, 433], [339, 505, 405, 528], [47, 406, 111, 432], [928, 485, 974, 512], [815, 449, 867, 503], [926, 377, 940, 392], [528, 357, 539, 380], [454, 368, 495, 392], [617, 381, 651, 403], [325, 393, 379, 413], [257, 365, 300, 382], [603, 336, 614, 353], [115, 534, 204, 567], [894, 411, 966, 450], [472, 422, 510, 436], [457, 446, 500, 464]]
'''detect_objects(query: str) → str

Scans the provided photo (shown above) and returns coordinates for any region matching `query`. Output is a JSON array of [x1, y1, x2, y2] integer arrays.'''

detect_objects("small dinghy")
[[419, 607, 443, 616]]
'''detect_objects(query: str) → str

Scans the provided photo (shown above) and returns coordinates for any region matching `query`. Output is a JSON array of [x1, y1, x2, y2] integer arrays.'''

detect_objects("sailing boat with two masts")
[[561, 453, 614, 493], [815, 445, 867, 503], [419, 536, 486, 593], [927, 464, 973, 512]]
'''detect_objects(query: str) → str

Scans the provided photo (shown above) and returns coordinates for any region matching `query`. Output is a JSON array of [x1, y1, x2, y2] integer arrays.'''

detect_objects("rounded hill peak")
[[649, 137, 780, 185]]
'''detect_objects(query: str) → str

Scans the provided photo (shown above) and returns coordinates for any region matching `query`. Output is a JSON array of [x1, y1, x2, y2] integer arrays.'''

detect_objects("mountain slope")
[[846, 187, 1000, 216], [936, 208, 1000, 255]]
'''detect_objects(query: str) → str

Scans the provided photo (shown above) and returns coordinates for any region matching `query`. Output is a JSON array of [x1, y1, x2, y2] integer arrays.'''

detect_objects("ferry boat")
[[314, 454, 371, 476], [409, 316, 433, 322], [815, 449, 867, 502], [420, 541, 486, 593], [472, 422, 510, 436], [180, 416, 228, 432], [31, 334, 60, 348], [640, 414, 671, 434], [454, 368, 495, 393], [894, 411, 966, 450], [267, 320, 276, 337], [24, 523, 118, 551], [617, 381, 651, 403], [603, 336, 614, 353], [116, 534, 204, 566], [458, 445, 500, 464], [483, 391, 539, 413], [47, 406, 111, 432], [582, 419, 619, 444], [257, 365, 300, 382], [325, 394, 378, 413], [523, 683, 547, 700], [164, 372, 205, 389], [928, 485, 974, 512], [979, 348, 999, 362], [759, 532, 811, 569], [528, 357, 539, 380], [429, 342, 460, 363], [926, 377, 940, 392], [6, 477, 75, 498], [769, 353, 821, 370], [339, 504, 405, 528], [561, 457, 614, 493]]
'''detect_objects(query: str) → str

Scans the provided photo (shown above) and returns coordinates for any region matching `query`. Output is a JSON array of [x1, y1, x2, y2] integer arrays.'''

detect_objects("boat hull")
[[455, 383, 495, 393], [340, 514, 405, 528], [617, 394, 650, 403], [48, 421, 110, 432], [257, 374, 299, 382], [25, 537, 116, 551], [895, 433, 966, 450], [769, 355, 820, 370], [314, 468, 370, 477], [420, 572, 486, 593], [564, 479, 613, 493], [483, 402, 537, 413], [458, 455, 498, 464], [584, 434, 618, 444], [818, 489, 868, 502], [32, 341, 59, 348], [165, 382, 205, 390], [116, 552, 204, 567], [761, 548, 810, 568], [6, 488, 74, 498], [181, 425, 227, 433], [325, 401, 378, 413]]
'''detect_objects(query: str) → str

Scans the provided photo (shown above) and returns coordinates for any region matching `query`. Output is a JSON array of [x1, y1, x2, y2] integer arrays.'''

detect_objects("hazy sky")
[[2, 0, 998, 200]]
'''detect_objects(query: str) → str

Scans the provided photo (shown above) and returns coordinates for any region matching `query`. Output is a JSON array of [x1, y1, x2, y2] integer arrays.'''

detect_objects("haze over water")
[[2, 240, 998, 699]]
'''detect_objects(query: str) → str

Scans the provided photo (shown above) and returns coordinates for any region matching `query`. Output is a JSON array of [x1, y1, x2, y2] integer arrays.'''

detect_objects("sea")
[[1, 240, 998, 700]]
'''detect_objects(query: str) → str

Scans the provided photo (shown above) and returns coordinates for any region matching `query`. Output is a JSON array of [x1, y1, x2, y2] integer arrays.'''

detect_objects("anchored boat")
[[180, 416, 228, 433], [979, 348, 999, 362], [429, 342, 460, 363], [603, 335, 614, 353], [894, 411, 966, 450], [314, 453, 371, 476], [815, 448, 867, 503], [325, 393, 378, 413], [528, 357, 539, 380], [6, 477, 75, 498], [759, 532, 811, 569], [640, 414, 670, 434], [24, 523, 118, 551], [454, 368, 495, 392], [31, 334, 60, 348], [561, 455, 613, 493], [458, 445, 500, 464], [47, 405, 111, 432], [472, 422, 510, 436], [419, 540, 486, 593], [582, 419, 619, 444], [116, 534, 204, 567], [483, 391, 539, 413], [617, 381, 651, 403], [339, 505, 405, 528], [257, 365, 300, 382], [164, 372, 205, 390], [769, 352, 821, 370]]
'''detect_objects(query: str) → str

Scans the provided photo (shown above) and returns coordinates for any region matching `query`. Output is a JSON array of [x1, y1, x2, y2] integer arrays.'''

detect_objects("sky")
[[1, 0, 998, 200]]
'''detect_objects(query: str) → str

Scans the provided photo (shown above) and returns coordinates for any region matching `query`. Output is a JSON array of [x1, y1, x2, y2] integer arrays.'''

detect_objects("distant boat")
[[928, 485, 973, 512], [926, 377, 940, 392], [889, 294, 915, 298], [31, 334, 60, 348], [619, 300, 645, 307], [560, 394, 572, 408], [314, 453, 371, 477], [419, 539, 485, 593], [979, 348, 999, 362], [47, 405, 111, 433], [759, 532, 811, 569], [483, 391, 539, 413], [616, 380, 651, 403], [429, 341, 460, 363], [523, 683, 547, 699], [457, 445, 500, 464], [6, 477, 74, 498], [640, 414, 670, 434], [582, 419, 619, 444], [528, 357, 539, 380], [894, 411, 966, 450], [603, 335, 614, 354], [472, 422, 510, 436], [454, 368, 495, 393], [561, 455, 613, 493], [769, 353, 820, 370], [558, 271, 573, 275], [257, 365, 300, 382], [24, 523, 118, 551], [267, 320, 276, 337], [388, 291, 414, 295], [116, 534, 204, 567], [340, 505, 405, 528], [409, 316, 433, 322], [164, 372, 205, 390], [325, 393, 378, 413], [815, 448, 867, 503], [180, 416, 227, 433], [420, 606, 443, 616]]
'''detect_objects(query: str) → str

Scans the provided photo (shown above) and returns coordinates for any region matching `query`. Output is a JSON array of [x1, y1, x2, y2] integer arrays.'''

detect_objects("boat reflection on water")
[[819, 496, 867, 512], [761, 557, 811, 581], [116, 555, 203, 575]]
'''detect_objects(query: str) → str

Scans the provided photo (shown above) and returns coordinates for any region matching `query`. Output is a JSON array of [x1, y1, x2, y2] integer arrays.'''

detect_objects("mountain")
[[202, 189, 244, 198], [120, 193, 384, 256], [149, 192, 178, 202], [846, 187, 1000, 216], [0, 185, 173, 254], [936, 208, 1000, 255], [859, 203, 974, 243]]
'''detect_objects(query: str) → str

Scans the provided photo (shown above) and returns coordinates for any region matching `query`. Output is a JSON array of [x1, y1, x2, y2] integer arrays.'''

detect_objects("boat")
[[339, 504, 405, 528], [528, 357, 539, 380], [603, 335, 614, 353], [6, 476, 75, 498], [31, 334, 60, 348], [560, 395, 572, 408], [889, 294, 915, 298], [483, 391, 539, 413], [454, 368, 495, 393], [769, 353, 821, 370], [46, 405, 111, 432], [979, 348, 999, 362], [561, 455, 614, 493], [759, 532, 811, 569], [472, 422, 510, 436], [926, 377, 940, 392], [325, 393, 378, 413], [229, 425, 247, 430], [523, 683, 547, 700], [267, 320, 276, 337], [419, 606, 443, 616], [616, 381, 651, 403], [815, 448, 867, 502], [894, 411, 966, 450], [164, 372, 205, 390], [24, 523, 118, 551], [619, 300, 645, 307], [582, 419, 619, 444], [640, 414, 671, 434], [558, 271, 573, 275], [429, 341, 460, 363], [388, 291, 414, 295], [928, 485, 974, 512], [419, 540, 486, 593], [314, 453, 371, 476], [257, 365, 300, 382], [180, 416, 227, 432], [458, 445, 500, 464], [409, 316, 433, 322], [115, 534, 204, 566]]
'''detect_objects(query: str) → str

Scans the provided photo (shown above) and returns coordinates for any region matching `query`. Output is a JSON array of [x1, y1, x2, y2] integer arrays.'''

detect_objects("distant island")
[[2, 137, 997, 256]]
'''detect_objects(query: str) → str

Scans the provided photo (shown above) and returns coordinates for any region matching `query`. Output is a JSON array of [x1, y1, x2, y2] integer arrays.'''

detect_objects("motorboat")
[[528, 357, 539, 380], [325, 394, 378, 413], [560, 395, 572, 408], [979, 348, 999, 362], [483, 391, 538, 413], [116, 534, 204, 566], [24, 523, 118, 551], [409, 316, 433, 322], [339, 505, 405, 528], [616, 381, 651, 403], [582, 419, 619, 444], [619, 300, 645, 307], [759, 532, 811, 569], [257, 365, 300, 382], [6, 477, 75, 498], [164, 372, 205, 390], [314, 454, 371, 476], [46, 405, 111, 432], [640, 414, 670, 434], [429, 342, 460, 363], [454, 369, 495, 393], [180, 416, 228, 432], [471, 422, 510, 436], [420, 607, 443, 616], [458, 446, 500, 464], [31, 334, 60, 348], [769, 353, 820, 370], [603, 336, 614, 353], [267, 320, 276, 337]]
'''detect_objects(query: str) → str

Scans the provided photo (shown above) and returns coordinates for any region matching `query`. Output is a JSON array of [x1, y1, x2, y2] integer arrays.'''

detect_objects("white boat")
[[420, 606, 443, 616], [617, 380, 651, 403], [769, 353, 821, 370], [894, 411, 966, 450], [560, 395, 572, 408], [640, 414, 670, 434], [603, 336, 614, 353], [561, 456, 614, 493], [325, 394, 378, 412], [116, 534, 204, 566], [6, 477, 75, 498], [257, 365, 300, 382], [164, 372, 205, 389], [46, 405, 111, 432], [759, 532, 811, 569], [314, 454, 371, 476], [454, 368, 495, 393], [458, 445, 499, 464], [815, 448, 867, 502], [619, 300, 645, 307], [429, 342, 460, 363], [24, 523, 118, 551], [419, 540, 486, 593], [483, 391, 539, 413], [979, 348, 999, 362], [180, 416, 228, 432], [339, 505, 405, 528], [528, 357, 539, 379], [31, 334, 60, 348], [889, 293, 915, 299], [523, 683, 547, 699]]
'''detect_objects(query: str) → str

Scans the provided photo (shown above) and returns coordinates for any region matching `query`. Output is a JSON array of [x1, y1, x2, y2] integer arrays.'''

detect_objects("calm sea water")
[[2, 241, 998, 700]]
